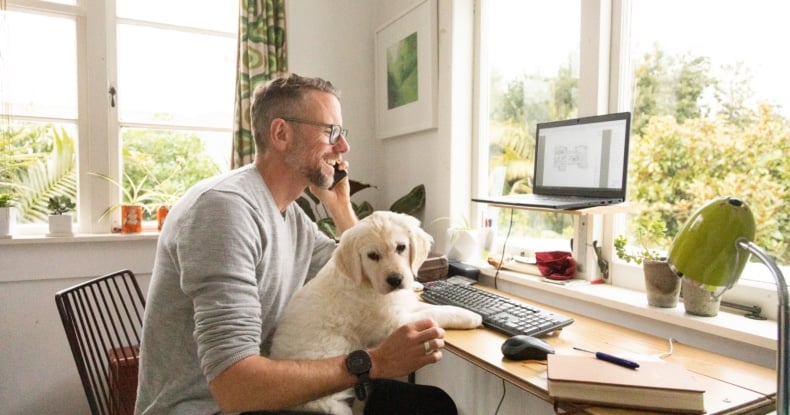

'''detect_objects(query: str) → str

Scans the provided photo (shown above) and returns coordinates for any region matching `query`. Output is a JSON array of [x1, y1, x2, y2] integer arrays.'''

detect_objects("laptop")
[[474, 112, 631, 210]]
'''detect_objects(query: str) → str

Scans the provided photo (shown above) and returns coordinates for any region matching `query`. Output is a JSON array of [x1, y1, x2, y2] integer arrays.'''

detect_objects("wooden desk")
[[439, 286, 776, 414]]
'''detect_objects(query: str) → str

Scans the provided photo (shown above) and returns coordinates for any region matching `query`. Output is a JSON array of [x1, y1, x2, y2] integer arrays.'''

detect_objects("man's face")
[[283, 91, 350, 188]]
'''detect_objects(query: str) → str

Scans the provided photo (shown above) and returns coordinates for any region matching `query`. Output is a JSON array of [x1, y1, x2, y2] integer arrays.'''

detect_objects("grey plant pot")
[[681, 277, 722, 317], [643, 259, 681, 308]]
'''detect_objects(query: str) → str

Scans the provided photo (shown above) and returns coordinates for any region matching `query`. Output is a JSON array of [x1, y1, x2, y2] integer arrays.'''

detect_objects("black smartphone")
[[329, 162, 347, 190]]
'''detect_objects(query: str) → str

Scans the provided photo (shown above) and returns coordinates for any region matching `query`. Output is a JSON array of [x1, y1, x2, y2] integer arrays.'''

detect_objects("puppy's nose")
[[386, 273, 404, 288]]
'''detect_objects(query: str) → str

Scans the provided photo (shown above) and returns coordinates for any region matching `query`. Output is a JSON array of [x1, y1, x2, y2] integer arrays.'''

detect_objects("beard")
[[302, 164, 331, 189], [284, 139, 332, 189]]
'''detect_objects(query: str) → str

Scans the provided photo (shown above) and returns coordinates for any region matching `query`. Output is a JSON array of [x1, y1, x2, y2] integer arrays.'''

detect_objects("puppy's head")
[[334, 211, 433, 295]]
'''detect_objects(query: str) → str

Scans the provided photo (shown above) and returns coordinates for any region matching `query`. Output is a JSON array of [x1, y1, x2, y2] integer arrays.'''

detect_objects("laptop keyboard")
[[421, 280, 574, 337]]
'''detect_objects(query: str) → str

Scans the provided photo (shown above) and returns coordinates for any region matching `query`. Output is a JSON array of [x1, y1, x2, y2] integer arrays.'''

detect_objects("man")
[[136, 73, 455, 414]]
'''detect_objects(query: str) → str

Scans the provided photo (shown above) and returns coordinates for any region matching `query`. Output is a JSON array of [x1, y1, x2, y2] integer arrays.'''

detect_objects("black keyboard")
[[421, 280, 574, 337]]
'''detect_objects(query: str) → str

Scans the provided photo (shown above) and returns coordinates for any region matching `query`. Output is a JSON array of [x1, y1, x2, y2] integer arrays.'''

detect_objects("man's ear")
[[269, 118, 290, 151]]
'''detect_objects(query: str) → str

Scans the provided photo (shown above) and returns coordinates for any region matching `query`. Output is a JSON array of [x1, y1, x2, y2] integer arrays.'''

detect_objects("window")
[[480, 0, 581, 258], [1, 0, 237, 233], [478, 1, 789, 302]]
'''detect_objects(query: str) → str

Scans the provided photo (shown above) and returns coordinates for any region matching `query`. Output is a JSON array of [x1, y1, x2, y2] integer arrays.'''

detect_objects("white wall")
[[0, 237, 156, 414]]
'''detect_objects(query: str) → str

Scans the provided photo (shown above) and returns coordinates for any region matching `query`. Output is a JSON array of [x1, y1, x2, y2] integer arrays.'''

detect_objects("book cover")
[[547, 354, 705, 413]]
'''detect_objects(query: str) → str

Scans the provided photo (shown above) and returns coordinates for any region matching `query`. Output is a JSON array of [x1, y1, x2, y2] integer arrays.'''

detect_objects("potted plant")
[[297, 180, 425, 240], [89, 172, 165, 234], [47, 195, 76, 237], [614, 217, 680, 308], [0, 192, 15, 238]]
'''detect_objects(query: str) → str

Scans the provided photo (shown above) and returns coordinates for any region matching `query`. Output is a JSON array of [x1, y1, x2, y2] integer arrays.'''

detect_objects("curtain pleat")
[[232, 0, 288, 168]]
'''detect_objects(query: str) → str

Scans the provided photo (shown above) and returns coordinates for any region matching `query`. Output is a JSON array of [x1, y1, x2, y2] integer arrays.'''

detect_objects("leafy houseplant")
[[614, 217, 680, 308], [47, 195, 75, 237], [89, 172, 167, 233], [48, 195, 76, 215], [613, 218, 668, 265], [296, 180, 426, 240]]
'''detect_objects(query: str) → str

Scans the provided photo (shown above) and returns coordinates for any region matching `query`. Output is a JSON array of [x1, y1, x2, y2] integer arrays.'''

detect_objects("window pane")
[[120, 127, 223, 220], [627, 0, 790, 271], [117, 0, 237, 33], [3, 12, 77, 119], [117, 24, 236, 128], [485, 1, 580, 249], [1, 122, 78, 225]]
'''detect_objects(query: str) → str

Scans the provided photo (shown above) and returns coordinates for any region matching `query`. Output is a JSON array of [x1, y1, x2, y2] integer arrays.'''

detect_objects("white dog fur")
[[270, 211, 482, 415]]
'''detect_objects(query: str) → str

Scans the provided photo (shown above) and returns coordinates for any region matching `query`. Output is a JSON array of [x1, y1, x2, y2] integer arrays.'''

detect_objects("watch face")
[[346, 350, 371, 374]]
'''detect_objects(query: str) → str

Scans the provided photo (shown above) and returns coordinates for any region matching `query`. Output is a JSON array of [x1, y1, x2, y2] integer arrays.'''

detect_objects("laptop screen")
[[533, 112, 631, 198]]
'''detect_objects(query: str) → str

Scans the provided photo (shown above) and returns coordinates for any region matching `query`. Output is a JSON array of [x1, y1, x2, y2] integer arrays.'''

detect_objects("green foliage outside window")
[[122, 129, 221, 220], [0, 124, 222, 224]]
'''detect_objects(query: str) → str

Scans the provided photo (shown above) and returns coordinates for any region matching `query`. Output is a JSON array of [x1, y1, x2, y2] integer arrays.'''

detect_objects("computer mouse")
[[501, 335, 555, 361]]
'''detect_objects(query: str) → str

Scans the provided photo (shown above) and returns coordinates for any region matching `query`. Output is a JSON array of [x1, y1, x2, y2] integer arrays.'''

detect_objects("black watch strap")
[[346, 350, 372, 401], [353, 373, 370, 401]]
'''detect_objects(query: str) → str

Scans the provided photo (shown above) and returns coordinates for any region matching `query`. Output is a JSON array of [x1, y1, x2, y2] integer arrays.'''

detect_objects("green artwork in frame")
[[386, 32, 419, 109]]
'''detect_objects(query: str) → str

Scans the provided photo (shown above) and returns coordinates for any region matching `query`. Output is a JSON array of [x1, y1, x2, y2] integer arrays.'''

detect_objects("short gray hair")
[[250, 73, 339, 152]]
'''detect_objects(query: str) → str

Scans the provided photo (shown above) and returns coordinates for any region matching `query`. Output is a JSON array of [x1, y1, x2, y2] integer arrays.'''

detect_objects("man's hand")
[[367, 319, 446, 379], [310, 160, 357, 233]]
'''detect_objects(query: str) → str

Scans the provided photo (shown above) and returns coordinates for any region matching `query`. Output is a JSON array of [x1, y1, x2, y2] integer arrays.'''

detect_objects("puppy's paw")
[[453, 307, 483, 328]]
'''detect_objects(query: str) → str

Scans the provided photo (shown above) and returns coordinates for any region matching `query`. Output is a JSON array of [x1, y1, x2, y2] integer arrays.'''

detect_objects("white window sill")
[[0, 232, 160, 245], [476, 265, 778, 369]]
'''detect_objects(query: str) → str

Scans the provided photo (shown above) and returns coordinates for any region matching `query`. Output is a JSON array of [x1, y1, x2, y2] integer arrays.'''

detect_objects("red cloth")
[[535, 251, 576, 280]]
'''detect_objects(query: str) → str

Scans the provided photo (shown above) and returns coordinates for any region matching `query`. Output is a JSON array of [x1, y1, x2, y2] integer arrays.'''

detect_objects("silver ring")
[[424, 341, 431, 354]]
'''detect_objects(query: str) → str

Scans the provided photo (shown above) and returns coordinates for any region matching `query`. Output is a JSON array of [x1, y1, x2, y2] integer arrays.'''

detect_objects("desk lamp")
[[668, 196, 788, 414]]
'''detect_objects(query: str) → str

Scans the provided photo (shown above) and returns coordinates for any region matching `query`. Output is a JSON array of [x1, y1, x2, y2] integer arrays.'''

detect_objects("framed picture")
[[375, 0, 437, 139]]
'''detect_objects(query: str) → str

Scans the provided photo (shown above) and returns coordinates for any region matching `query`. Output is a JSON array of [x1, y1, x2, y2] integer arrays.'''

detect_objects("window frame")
[[4, 0, 235, 235], [474, 0, 781, 320]]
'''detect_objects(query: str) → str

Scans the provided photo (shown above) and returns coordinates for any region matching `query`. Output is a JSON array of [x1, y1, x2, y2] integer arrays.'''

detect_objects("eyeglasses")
[[281, 117, 349, 145]]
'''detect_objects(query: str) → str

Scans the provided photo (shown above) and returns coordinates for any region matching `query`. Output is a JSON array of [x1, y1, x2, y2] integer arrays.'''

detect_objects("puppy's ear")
[[333, 227, 363, 284], [407, 219, 434, 276]]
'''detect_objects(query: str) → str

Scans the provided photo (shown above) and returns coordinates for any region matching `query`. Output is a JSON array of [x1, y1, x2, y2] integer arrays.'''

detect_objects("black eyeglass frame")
[[280, 117, 348, 145]]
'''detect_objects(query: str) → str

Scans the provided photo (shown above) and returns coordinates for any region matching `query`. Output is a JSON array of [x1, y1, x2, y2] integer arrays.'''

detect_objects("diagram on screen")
[[553, 145, 588, 171]]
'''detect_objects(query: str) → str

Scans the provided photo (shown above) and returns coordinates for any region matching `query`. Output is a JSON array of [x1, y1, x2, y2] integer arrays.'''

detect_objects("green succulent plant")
[[48, 195, 76, 215]]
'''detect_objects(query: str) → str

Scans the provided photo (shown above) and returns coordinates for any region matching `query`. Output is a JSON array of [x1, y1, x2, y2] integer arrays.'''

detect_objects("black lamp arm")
[[737, 238, 788, 414]]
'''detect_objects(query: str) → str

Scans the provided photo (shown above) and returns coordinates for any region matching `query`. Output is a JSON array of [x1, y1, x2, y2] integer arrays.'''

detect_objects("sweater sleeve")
[[176, 190, 264, 382]]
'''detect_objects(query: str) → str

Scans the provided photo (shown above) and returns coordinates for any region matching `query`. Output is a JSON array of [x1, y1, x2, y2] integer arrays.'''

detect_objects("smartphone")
[[329, 162, 347, 190]]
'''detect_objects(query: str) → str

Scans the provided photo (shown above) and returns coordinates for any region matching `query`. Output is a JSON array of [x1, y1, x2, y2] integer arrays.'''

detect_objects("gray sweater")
[[135, 165, 336, 414]]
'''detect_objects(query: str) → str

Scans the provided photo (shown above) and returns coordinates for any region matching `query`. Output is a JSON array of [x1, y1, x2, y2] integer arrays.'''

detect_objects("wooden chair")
[[55, 269, 146, 415]]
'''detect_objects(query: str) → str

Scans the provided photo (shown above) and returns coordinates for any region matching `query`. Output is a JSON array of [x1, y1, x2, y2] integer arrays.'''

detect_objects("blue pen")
[[573, 347, 640, 369]]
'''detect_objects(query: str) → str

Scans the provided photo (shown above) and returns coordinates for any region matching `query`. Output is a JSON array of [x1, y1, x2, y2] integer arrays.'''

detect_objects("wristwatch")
[[345, 349, 372, 401]]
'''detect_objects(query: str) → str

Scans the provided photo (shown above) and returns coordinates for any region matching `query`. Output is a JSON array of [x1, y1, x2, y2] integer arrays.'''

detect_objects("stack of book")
[[547, 354, 705, 413]]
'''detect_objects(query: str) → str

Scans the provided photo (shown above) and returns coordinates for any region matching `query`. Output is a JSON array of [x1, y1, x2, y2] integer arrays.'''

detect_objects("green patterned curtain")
[[232, 0, 288, 168]]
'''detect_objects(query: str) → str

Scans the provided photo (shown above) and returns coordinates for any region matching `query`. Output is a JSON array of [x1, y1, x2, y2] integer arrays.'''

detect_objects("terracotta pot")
[[643, 259, 681, 308], [121, 205, 143, 234], [157, 205, 169, 231]]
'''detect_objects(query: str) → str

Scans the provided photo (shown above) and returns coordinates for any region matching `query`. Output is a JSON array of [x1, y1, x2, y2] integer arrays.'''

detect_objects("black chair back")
[[55, 269, 145, 415]]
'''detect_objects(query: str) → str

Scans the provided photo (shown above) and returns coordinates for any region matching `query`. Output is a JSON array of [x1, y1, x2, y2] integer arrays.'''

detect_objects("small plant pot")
[[121, 205, 143, 234], [0, 207, 13, 238], [157, 205, 170, 231], [681, 277, 722, 317], [643, 259, 681, 308], [446, 228, 481, 262], [48, 214, 73, 237]]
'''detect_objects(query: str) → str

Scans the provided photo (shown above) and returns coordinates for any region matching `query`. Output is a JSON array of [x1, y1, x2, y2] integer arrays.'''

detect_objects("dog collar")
[[345, 350, 372, 401]]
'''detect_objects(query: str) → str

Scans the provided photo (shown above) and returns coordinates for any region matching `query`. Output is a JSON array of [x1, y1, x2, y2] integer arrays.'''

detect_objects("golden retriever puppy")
[[270, 211, 482, 415]]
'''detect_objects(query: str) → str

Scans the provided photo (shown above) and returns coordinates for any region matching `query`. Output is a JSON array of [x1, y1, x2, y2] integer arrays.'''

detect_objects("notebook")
[[474, 112, 631, 210]]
